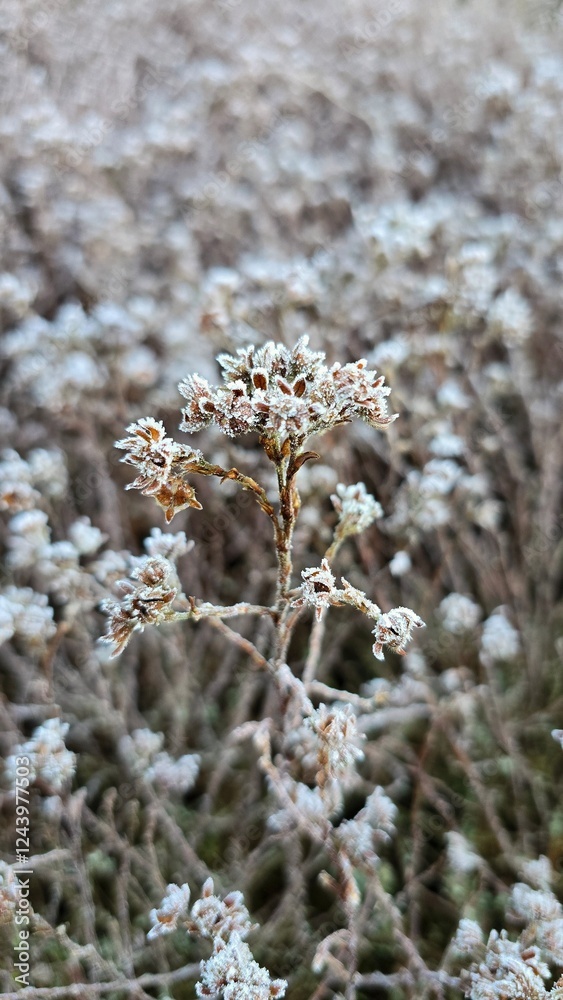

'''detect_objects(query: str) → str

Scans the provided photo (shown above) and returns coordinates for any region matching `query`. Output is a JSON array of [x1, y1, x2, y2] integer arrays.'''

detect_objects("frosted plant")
[[148, 879, 287, 998], [107, 338, 425, 995], [439, 594, 482, 634], [480, 608, 520, 663], [305, 703, 365, 789], [5, 718, 76, 792], [147, 882, 191, 940]]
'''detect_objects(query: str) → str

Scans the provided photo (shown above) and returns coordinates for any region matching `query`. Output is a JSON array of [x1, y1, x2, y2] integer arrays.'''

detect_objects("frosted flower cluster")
[[147, 882, 191, 940], [305, 703, 365, 788], [330, 482, 383, 537], [371, 607, 426, 660], [188, 878, 257, 942], [101, 555, 181, 656], [148, 879, 286, 998], [196, 933, 287, 1000], [5, 718, 76, 793], [0, 586, 56, 653], [115, 417, 204, 522], [0, 448, 67, 512], [439, 594, 482, 634], [464, 929, 551, 1000], [292, 559, 338, 621], [480, 608, 520, 663], [338, 786, 398, 869], [118, 728, 200, 795], [293, 565, 425, 659], [179, 336, 396, 445]]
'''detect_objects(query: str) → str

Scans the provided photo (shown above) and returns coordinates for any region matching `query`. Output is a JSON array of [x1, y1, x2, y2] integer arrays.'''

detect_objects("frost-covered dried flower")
[[179, 337, 395, 446], [196, 933, 287, 1000], [143, 526, 193, 562], [454, 918, 484, 955], [465, 929, 551, 1000], [331, 481, 383, 537], [305, 703, 364, 788], [338, 786, 397, 869], [267, 781, 327, 832], [101, 555, 180, 656], [118, 729, 165, 774], [115, 417, 204, 521], [6, 718, 76, 792], [439, 593, 482, 634], [371, 607, 425, 660], [480, 608, 520, 663], [147, 882, 191, 940], [67, 517, 105, 555], [292, 559, 338, 621], [146, 752, 201, 794], [188, 878, 257, 942], [0, 586, 56, 654]]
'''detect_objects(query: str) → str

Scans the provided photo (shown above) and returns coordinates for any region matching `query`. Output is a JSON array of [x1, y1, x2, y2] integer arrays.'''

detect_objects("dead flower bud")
[[147, 883, 191, 940], [371, 607, 426, 660], [292, 559, 338, 620], [331, 481, 383, 538]]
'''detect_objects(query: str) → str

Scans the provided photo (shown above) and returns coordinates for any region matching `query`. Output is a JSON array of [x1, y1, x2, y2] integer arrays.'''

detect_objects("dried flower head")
[[305, 703, 365, 788], [371, 607, 426, 660], [101, 555, 180, 656], [331, 481, 383, 537], [179, 336, 396, 449], [147, 883, 191, 940], [292, 559, 338, 620], [196, 933, 287, 1000], [188, 878, 257, 942], [115, 417, 204, 521]]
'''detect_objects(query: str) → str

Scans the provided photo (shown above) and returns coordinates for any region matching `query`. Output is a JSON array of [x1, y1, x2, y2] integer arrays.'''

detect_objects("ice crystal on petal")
[[305, 703, 364, 787]]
